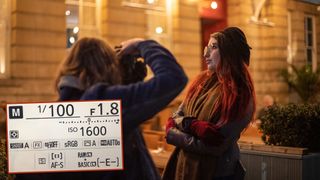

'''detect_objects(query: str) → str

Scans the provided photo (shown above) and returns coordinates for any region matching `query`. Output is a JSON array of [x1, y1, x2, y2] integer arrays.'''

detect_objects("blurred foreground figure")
[[16, 37, 187, 180]]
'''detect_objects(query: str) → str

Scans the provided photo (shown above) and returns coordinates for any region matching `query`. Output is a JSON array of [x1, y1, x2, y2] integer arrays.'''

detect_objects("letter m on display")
[[9, 106, 23, 119]]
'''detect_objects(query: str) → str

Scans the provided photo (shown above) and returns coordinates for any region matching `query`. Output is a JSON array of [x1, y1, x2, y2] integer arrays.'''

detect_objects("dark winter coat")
[[15, 40, 187, 180]]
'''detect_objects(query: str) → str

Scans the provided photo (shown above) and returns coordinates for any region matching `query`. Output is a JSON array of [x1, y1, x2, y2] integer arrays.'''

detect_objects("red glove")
[[190, 121, 224, 146], [165, 117, 175, 134]]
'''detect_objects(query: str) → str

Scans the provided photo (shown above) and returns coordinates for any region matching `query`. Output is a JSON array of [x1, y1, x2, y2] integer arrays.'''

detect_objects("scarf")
[[175, 72, 222, 180], [183, 72, 221, 123]]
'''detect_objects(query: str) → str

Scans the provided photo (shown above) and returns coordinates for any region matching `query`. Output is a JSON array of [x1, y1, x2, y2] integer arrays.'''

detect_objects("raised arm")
[[81, 40, 188, 135]]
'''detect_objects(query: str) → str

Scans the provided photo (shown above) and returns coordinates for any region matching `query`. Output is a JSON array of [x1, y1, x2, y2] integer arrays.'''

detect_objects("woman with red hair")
[[163, 27, 256, 180]]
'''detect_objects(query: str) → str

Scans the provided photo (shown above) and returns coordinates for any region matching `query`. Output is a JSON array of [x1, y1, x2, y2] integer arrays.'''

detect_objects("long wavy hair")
[[186, 27, 256, 127], [55, 37, 121, 90]]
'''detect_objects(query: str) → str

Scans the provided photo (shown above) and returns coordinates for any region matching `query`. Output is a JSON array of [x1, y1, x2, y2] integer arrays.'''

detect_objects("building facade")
[[0, 0, 319, 110]]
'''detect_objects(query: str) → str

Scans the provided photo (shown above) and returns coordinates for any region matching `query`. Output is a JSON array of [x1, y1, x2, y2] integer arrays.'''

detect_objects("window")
[[0, 0, 10, 78], [122, 0, 172, 48], [304, 16, 317, 70], [65, 0, 100, 48]]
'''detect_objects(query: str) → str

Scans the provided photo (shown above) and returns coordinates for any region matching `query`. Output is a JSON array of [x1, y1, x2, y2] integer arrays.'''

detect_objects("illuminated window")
[[0, 0, 10, 78], [122, 0, 172, 48], [65, 0, 100, 48], [304, 16, 317, 70]]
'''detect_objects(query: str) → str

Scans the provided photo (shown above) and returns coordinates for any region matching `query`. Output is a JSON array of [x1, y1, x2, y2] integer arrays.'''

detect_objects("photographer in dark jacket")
[[16, 37, 187, 180]]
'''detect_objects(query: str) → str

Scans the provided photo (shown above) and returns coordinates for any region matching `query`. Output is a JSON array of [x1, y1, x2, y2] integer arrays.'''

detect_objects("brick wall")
[[0, 0, 66, 103]]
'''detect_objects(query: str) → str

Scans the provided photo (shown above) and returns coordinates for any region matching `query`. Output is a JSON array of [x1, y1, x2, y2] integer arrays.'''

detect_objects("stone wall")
[[0, 0, 201, 103], [228, 0, 319, 109], [1, 0, 319, 107], [0, 0, 66, 102], [101, 0, 201, 100], [288, 1, 320, 67], [100, 1, 147, 47], [287, 1, 320, 103], [172, 0, 201, 83]]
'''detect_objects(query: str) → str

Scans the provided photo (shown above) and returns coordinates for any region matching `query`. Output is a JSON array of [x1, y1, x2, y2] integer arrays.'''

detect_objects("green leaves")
[[259, 104, 320, 152], [280, 65, 320, 103]]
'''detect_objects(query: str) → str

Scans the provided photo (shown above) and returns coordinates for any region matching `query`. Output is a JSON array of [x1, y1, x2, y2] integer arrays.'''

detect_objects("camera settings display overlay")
[[7, 101, 123, 173]]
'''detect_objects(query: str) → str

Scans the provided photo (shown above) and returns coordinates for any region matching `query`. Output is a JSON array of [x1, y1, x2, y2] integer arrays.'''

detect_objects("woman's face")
[[203, 37, 220, 72]]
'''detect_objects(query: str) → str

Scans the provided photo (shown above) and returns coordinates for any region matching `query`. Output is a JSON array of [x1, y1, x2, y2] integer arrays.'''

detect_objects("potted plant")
[[238, 103, 320, 180], [239, 65, 320, 179], [240, 103, 320, 180], [239, 104, 320, 180], [259, 103, 320, 152]]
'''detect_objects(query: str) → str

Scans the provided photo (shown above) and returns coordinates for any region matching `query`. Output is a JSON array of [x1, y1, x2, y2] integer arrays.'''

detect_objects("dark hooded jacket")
[[15, 40, 187, 180]]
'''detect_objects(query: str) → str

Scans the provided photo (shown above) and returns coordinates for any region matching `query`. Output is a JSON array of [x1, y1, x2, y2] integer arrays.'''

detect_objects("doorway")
[[200, 0, 227, 70]]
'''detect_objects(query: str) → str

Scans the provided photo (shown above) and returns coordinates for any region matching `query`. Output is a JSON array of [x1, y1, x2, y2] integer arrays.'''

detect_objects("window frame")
[[304, 15, 317, 71], [65, 0, 100, 48]]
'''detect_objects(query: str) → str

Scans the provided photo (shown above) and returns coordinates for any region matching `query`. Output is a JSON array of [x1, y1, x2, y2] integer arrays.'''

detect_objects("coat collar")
[[58, 75, 84, 91]]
